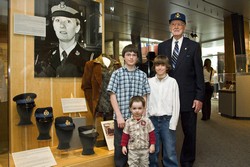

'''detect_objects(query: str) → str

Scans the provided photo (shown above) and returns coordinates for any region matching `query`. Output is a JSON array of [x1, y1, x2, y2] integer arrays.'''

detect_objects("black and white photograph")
[[34, 0, 102, 77]]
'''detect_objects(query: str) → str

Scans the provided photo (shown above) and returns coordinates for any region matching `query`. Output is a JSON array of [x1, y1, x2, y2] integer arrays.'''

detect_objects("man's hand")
[[192, 100, 203, 113]]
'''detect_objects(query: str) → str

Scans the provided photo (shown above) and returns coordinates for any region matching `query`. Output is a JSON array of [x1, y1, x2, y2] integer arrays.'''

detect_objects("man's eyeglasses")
[[170, 23, 185, 27]]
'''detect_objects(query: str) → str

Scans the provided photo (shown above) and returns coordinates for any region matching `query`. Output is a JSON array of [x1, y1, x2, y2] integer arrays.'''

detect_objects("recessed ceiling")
[[105, 0, 250, 45]]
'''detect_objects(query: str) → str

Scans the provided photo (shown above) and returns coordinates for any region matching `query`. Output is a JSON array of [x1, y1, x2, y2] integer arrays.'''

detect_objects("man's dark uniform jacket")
[[158, 37, 205, 112]]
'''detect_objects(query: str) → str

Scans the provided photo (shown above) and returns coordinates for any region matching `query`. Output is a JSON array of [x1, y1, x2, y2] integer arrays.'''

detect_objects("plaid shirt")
[[123, 116, 155, 149], [107, 67, 150, 120]]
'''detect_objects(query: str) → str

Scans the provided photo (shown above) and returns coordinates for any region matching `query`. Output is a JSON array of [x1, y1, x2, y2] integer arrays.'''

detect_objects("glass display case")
[[218, 73, 236, 91], [218, 73, 236, 117]]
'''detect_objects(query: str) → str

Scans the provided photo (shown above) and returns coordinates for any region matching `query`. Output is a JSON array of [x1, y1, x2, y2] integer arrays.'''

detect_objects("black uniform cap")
[[169, 12, 186, 24], [13, 93, 37, 105], [35, 107, 53, 118], [55, 116, 75, 131]]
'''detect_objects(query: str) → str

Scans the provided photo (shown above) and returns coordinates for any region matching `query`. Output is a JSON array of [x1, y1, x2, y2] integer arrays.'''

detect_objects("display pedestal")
[[52, 146, 114, 167], [236, 74, 250, 118], [10, 146, 114, 167], [95, 116, 107, 147], [219, 90, 236, 118]]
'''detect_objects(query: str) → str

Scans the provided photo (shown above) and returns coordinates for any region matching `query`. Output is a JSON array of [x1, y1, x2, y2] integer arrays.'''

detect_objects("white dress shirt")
[[147, 74, 180, 130], [59, 42, 77, 61]]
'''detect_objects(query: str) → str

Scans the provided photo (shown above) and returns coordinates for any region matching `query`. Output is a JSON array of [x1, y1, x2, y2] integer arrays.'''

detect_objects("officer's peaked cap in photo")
[[13, 93, 37, 105], [169, 12, 186, 24], [51, 0, 81, 20]]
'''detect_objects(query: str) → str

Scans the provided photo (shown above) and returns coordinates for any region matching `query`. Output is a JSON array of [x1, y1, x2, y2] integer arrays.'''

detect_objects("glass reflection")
[[0, 0, 9, 166]]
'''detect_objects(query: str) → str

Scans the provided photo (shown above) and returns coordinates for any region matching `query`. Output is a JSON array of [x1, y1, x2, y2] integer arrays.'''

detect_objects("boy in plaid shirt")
[[107, 44, 150, 167]]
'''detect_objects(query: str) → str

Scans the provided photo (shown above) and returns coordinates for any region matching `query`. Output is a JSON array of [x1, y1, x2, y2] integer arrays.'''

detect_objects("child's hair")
[[129, 96, 145, 108], [152, 55, 171, 72], [122, 44, 139, 57]]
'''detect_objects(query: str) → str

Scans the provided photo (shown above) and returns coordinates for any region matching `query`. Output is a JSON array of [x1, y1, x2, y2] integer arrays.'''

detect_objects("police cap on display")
[[169, 12, 186, 24], [13, 93, 37, 105], [51, 0, 81, 19], [35, 107, 53, 119], [55, 116, 75, 131]]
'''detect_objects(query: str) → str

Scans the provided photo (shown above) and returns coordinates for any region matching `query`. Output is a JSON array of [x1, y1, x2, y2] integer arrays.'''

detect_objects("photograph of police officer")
[[35, 0, 102, 77]]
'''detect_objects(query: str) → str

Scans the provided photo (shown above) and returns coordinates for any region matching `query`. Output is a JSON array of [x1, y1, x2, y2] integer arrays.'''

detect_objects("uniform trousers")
[[180, 112, 197, 167]]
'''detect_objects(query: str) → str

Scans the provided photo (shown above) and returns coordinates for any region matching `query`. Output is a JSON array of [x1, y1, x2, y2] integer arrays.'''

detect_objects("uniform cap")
[[35, 107, 53, 118], [78, 125, 99, 138], [51, 0, 81, 19], [13, 93, 37, 105], [55, 116, 75, 131], [169, 12, 186, 24]]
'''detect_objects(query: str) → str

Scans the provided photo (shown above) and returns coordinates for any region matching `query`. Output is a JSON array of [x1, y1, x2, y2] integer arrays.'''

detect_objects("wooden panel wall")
[[9, 0, 104, 153], [244, 19, 249, 72], [224, 16, 235, 73]]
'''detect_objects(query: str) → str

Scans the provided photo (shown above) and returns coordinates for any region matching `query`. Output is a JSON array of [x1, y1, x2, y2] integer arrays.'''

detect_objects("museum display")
[[35, 107, 54, 140], [78, 125, 99, 155], [55, 116, 75, 150], [12, 93, 37, 125]]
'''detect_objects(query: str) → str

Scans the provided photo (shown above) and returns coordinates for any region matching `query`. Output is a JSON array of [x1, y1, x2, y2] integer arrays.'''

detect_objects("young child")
[[121, 96, 155, 167], [147, 55, 180, 167], [107, 44, 151, 167]]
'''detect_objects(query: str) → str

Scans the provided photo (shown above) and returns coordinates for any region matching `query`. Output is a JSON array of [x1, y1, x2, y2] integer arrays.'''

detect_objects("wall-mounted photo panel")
[[34, 0, 102, 77]]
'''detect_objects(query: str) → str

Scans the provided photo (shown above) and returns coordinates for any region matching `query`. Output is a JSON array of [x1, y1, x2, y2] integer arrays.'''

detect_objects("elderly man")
[[158, 12, 205, 167], [35, 0, 92, 77]]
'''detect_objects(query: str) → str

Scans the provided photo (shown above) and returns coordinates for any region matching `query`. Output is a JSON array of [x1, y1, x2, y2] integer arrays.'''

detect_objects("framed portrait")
[[34, 0, 102, 77], [101, 120, 114, 151]]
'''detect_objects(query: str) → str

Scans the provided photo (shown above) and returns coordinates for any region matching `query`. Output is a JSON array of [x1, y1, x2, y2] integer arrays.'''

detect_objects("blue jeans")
[[149, 116, 178, 167], [114, 120, 128, 167]]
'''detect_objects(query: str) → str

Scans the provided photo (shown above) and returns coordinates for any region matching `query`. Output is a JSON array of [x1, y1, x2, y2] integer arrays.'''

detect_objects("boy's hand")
[[122, 146, 127, 155], [149, 144, 155, 153], [117, 114, 125, 128]]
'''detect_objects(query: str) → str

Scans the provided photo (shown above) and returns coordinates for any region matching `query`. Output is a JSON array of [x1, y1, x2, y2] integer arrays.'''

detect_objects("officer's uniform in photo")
[[34, 0, 93, 77], [37, 44, 92, 77]]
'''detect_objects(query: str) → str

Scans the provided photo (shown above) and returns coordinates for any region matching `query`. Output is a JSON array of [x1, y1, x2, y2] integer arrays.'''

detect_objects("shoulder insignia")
[[75, 50, 80, 56], [52, 50, 57, 55]]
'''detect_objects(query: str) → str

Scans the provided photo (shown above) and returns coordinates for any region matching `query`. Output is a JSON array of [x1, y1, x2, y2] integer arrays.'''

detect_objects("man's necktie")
[[61, 51, 67, 65], [172, 41, 179, 69]]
